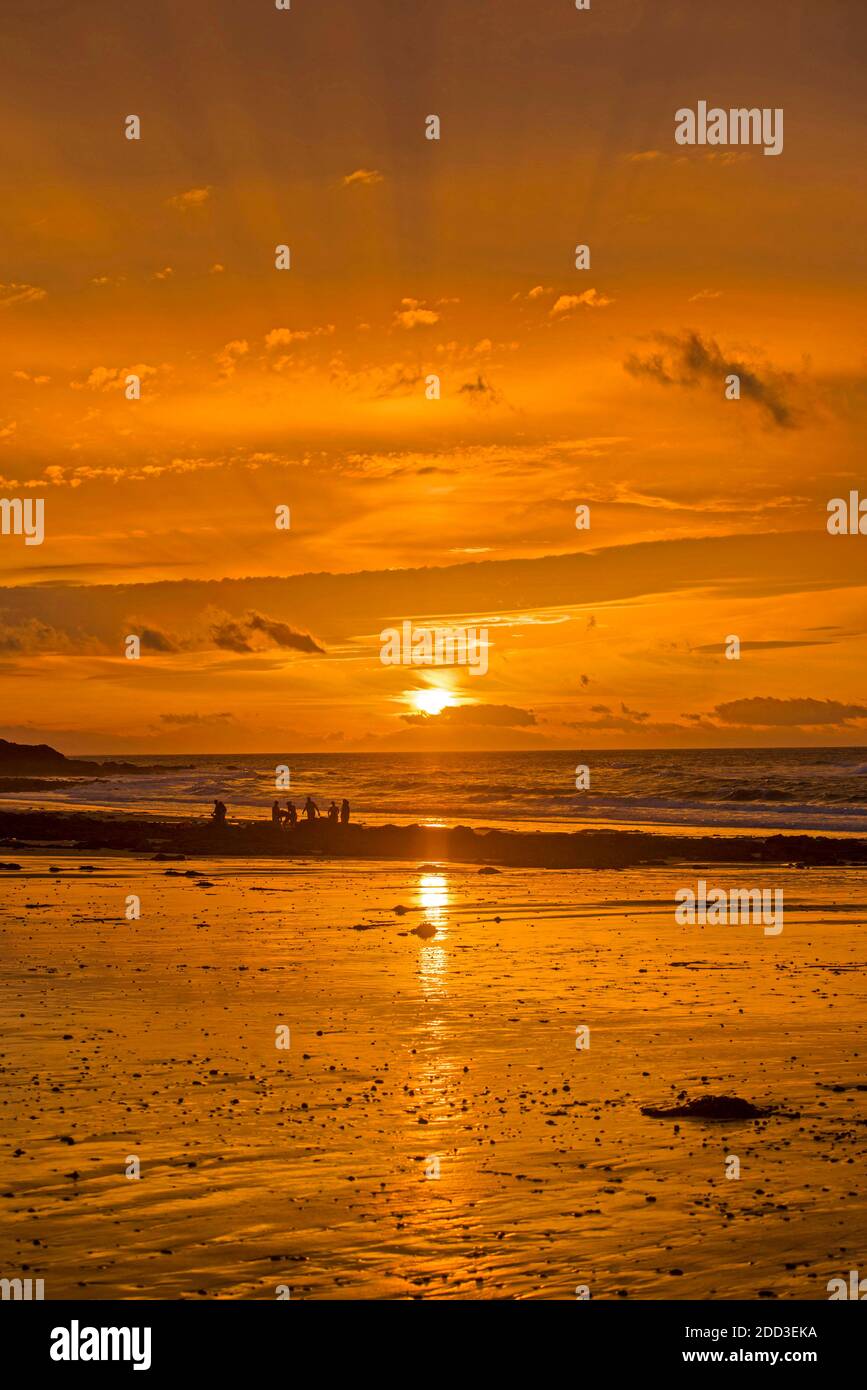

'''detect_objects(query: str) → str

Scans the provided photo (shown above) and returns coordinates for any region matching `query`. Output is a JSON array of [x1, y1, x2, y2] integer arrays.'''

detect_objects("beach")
[[1, 849, 864, 1300]]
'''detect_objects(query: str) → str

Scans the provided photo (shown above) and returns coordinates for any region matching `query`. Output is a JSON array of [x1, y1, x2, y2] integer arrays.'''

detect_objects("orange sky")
[[1, 0, 865, 753]]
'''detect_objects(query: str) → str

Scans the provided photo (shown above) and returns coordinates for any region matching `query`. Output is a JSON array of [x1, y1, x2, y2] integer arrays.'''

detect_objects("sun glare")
[[411, 688, 453, 716]]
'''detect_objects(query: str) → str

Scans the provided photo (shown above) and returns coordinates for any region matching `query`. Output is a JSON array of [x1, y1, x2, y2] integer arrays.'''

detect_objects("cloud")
[[394, 298, 440, 329], [136, 625, 179, 654], [245, 611, 325, 654], [457, 373, 503, 404], [620, 701, 649, 722], [331, 361, 424, 400], [0, 282, 47, 309], [341, 168, 384, 187], [512, 285, 553, 302], [41, 456, 224, 487], [401, 703, 536, 727], [265, 325, 334, 349], [166, 186, 212, 211], [75, 363, 157, 392], [712, 697, 867, 727], [159, 711, 235, 726], [0, 617, 77, 654], [373, 367, 424, 398], [624, 330, 797, 427], [624, 150, 663, 162], [209, 614, 254, 653], [208, 610, 324, 655], [215, 340, 249, 377], [154, 266, 173, 280], [550, 289, 612, 316], [688, 289, 723, 303]]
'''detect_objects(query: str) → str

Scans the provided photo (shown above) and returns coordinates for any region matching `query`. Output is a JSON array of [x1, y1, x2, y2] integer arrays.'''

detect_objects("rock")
[[641, 1095, 774, 1120], [411, 922, 437, 939]]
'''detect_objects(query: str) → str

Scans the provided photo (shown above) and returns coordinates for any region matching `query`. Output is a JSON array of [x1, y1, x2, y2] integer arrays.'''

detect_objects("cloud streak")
[[624, 331, 798, 427]]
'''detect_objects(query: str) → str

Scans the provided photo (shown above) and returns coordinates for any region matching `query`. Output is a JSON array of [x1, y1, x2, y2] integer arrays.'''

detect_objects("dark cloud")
[[207, 609, 324, 655], [712, 697, 867, 727], [458, 373, 504, 404], [620, 701, 649, 721], [372, 368, 424, 399], [624, 331, 797, 427], [0, 617, 74, 654], [245, 611, 325, 654], [209, 614, 253, 653], [401, 703, 536, 727], [138, 624, 179, 653]]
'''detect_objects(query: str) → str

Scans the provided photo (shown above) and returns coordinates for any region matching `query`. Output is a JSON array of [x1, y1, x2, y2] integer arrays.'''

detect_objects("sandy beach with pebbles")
[[1, 851, 864, 1300]]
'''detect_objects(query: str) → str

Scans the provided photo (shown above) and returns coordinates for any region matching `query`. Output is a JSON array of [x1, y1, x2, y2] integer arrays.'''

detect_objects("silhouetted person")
[[212, 799, 227, 826], [271, 800, 282, 827], [304, 796, 319, 822], [340, 799, 350, 825], [285, 801, 297, 828], [327, 800, 339, 823]]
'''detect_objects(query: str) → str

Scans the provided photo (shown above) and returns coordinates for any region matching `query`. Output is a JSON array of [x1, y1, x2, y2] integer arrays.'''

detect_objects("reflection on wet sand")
[[0, 856, 864, 1300]]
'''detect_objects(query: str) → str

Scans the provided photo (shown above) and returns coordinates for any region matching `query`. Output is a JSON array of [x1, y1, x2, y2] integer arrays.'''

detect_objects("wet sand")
[[0, 852, 864, 1300]]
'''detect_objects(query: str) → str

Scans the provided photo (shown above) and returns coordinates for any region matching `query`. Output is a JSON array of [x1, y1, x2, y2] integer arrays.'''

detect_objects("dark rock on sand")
[[2, 807, 867, 872], [641, 1095, 775, 1120]]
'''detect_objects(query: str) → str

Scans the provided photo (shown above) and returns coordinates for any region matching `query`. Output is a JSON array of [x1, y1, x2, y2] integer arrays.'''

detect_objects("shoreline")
[[2, 807, 867, 869]]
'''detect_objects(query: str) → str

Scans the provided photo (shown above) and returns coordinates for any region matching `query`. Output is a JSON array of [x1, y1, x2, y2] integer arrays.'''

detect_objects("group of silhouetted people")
[[271, 796, 350, 828], [210, 796, 350, 829]]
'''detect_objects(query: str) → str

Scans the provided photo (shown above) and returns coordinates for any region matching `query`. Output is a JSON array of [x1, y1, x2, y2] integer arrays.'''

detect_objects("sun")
[[411, 688, 453, 716]]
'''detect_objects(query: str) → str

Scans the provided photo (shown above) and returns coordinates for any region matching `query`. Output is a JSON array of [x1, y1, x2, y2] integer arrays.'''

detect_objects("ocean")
[[7, 747, 867, 835]]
